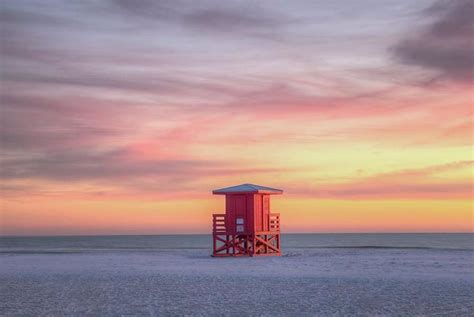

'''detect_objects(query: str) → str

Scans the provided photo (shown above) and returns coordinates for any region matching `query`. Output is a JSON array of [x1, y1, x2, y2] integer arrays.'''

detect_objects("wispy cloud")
[[1, 0, 472, 231], [289, 161, 474, 199], [110, 0, 292, 39], [393, 0, 474, 84]]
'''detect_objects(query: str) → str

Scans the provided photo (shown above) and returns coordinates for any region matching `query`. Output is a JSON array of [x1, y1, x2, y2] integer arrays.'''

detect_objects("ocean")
[[1, 233, 472, 253], [1, 233, 473, 316]]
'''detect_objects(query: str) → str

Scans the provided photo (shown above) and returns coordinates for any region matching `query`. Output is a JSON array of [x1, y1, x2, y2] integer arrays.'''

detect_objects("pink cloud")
[[286, 161, 473, 199]]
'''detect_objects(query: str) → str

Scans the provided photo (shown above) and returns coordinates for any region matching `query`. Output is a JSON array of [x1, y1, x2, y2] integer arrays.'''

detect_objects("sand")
[[1, 247, 473, 316]]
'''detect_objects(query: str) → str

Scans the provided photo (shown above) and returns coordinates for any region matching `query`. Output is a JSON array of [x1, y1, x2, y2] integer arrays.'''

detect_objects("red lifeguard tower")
[[211, 183, 282, 257]]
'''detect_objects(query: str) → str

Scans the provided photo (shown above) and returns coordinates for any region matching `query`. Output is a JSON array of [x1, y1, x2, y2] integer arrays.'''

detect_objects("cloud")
[[1, 148, 206, 181], [0, 3, 81, 29], [382, 160, 474, 178], [288, 161, 474, 199], [183, 7, 288, 38], [110, 0, 290, 38], [318, 183, 472, 199], [110, 0, 178, 21], [0, 93, 142, 152], [1, 0, 471, 203], [0, 141, 290, 198], [393, 0, 474, 84]]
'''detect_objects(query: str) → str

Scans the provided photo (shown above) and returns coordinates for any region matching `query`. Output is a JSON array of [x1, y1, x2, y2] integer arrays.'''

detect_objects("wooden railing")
[[213, 213, 280, 233], [212, 214, 226, 234], [270, 213, 280, 231]]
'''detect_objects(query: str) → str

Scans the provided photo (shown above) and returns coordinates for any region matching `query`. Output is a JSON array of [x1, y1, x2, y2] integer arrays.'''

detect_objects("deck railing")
[[212, 214, 226, 234], [212, 213, 280, 233], [269, 213, 280, 231]]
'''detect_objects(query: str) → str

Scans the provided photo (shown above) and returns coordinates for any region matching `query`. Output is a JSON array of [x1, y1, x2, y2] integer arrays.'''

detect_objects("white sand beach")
[[1, 235, 473, 316]]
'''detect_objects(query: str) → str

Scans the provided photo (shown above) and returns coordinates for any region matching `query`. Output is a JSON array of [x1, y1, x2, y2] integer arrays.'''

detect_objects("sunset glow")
[[1, 0, 472, 235]]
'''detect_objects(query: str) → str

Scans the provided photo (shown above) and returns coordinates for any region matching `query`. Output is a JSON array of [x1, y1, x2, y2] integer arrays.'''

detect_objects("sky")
[[1, 0, 473, 235]]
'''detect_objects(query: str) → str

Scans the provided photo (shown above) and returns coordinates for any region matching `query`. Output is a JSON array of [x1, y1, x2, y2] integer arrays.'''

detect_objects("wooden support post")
[[265, 235, 268, 253], [251, 235, 255, 257], [277, 234, 280, 253], [232, 235, 235, 255], [226, 235, 229, 255], [213, 234, 216, 256]]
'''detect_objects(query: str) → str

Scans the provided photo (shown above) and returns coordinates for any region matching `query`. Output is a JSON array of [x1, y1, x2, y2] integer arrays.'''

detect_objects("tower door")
[[234, 195, 246, 233], [262, 195, 270, 231]]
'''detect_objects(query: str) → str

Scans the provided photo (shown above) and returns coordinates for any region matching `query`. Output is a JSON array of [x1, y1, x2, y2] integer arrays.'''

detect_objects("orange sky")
[[1, 0, 473, 235]]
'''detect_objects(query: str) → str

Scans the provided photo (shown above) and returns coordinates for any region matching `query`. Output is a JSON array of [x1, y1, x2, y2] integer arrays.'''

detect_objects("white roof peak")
[[213, 183, 283, 195]]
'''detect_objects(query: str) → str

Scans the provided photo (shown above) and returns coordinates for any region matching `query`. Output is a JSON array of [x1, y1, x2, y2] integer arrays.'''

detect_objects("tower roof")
[[212, 183, 283, 195]]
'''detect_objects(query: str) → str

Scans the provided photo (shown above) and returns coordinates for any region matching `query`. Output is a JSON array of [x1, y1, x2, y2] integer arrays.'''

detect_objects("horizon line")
[[1, 232, 472, 238]]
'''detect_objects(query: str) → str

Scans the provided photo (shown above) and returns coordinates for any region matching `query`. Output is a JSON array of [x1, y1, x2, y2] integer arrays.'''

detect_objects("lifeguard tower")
[[211, 183, 282, 257]]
